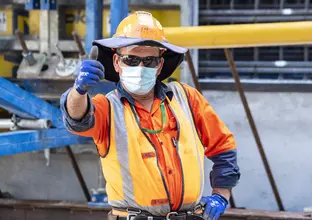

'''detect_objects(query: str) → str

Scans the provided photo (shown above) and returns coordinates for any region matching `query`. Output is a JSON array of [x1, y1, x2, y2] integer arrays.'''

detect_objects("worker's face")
[[113, 46, 164, 76]]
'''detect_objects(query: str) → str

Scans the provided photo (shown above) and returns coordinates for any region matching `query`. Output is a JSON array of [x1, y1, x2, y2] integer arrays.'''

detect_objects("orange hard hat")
[[113, 11, 167, 42], [93, 11, 188, 82]]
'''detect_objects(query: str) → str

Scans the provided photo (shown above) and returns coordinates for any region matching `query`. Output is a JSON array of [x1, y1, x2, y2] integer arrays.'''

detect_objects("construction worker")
[[60, 11, 240, 220]]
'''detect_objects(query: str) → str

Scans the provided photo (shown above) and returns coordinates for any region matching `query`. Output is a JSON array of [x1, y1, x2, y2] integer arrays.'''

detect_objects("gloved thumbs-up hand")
[[74, 46, 105, 95]]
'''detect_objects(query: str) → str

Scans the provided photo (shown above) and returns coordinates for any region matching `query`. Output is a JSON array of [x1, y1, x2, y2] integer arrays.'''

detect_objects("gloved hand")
[[74, 60, 105, 95], [201, 194, 228, 220]]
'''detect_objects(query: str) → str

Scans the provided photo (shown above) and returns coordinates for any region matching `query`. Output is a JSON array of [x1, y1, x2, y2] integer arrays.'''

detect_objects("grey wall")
[[0, 91, 311, 212], [203, 91, 312, 212], [0, 150, 101, 201]]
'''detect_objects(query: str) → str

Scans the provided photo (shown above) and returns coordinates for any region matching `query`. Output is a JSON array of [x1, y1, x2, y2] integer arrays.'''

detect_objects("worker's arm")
[[65, 59, 104, 120], [59, 60, 110, 157], [60, 88, 95, 135], [66, 89, 89, 120], [181, 83, 240, 194], [182, 83, 239, 219], [60, 89, 110, 156]]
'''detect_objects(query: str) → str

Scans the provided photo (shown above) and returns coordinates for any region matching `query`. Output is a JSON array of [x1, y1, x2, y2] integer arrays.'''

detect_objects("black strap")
[[134, 216, 167, 220], [110, 213, 204, 220], [110, 206, 204, 220]]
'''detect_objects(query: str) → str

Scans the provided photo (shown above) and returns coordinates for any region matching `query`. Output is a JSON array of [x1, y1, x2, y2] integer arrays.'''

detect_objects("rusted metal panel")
[[0, 199, 312, 220]]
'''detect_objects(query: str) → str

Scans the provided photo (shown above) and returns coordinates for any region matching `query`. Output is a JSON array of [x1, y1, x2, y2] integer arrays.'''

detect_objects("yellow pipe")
[[164, 21, 312, 49]]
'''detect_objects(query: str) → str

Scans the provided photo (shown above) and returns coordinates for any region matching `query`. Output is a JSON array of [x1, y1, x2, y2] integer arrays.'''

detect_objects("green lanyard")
[[131, 102, 166, 134]]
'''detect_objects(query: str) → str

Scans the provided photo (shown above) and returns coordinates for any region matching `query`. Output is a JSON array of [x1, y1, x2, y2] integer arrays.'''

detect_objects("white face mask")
[[120, 66, 158, 95]]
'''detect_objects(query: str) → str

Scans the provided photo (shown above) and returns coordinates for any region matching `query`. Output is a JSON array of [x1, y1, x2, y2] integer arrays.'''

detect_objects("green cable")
[[132, 102, 166, 134]]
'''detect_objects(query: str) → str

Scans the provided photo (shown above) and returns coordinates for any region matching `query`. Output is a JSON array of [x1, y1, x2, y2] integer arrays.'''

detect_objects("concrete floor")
[[0, 91, 311, 212]]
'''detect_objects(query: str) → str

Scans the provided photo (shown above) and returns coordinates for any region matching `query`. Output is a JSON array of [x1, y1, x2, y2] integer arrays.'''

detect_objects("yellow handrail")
[[164, 21, 312, 49]]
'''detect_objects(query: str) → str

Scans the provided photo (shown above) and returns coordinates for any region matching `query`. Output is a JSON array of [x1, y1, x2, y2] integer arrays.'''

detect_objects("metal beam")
[[200, 9, 312, 16], [4, 21, 312, 51], [199, 78, 312, 92], [200, 15, 312, 23], [110, 0, 129, 36], [199, 61, 312, 67], [85, 0, 103, 54], [0, 118, 51, 130], [0, 77, 63, 128], [19, 79, 116, 99], [0, 128, 91, 156], [39, 10, 50, 55], [65, 146, 91, 202], [40, 0, 57, 10], [164, 21, 312, 49], [11, 0, 180, 6], [180, 0, 198, 85], [199, 67, 312, 74], [8, 39, 80, 52], [25, 0, 40, 10], [225, 48, 284, 211]]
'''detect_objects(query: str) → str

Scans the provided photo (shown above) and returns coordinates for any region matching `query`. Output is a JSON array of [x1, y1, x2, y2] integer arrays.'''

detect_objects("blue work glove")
[[201, 194, 228, 220], [74, 60, 105, 95]]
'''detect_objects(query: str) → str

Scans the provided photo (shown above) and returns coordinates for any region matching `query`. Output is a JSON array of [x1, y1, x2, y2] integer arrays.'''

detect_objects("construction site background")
[[0, 0, 311, 214]]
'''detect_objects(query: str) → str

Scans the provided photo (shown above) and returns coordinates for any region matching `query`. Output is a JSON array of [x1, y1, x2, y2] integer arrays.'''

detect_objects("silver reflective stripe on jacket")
[[106, 91, 171, 216], [105, 82, 204, 215], [166, 82, 205, 211]]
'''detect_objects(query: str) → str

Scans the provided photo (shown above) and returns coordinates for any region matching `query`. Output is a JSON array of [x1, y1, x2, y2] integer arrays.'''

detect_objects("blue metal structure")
[[85, 0, 103, 54], [0, 77, 92, 156], [21, 80, 117, 99], [0, 78, 63, 127], [40, 0, 57, 10], [110, 0, 129, 36], [0, 129, 90, 156], [25, 0, 41, 10], [0, 0, 127, 157]]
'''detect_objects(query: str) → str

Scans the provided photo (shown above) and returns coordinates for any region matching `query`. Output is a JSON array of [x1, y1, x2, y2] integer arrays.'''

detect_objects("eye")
[[144, 57, 153, 61]]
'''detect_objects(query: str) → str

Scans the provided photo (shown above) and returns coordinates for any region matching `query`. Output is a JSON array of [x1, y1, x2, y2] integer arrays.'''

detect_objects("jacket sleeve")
[[181, 83, 240, 188], [60, 88, 110, 157]]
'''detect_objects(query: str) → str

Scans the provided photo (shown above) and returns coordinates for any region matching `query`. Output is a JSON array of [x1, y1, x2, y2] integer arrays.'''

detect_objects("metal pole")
[[0, 119, 51, 130], [224, 48, 284, 211], [72, 31, 86, 57], [110, 0, 129, 37], [65, 146, 91, 202], [229, 196, 236, 208], [0, 120, 14, 129], [185, 50, 202, 93], [85, 0, 103, 54]]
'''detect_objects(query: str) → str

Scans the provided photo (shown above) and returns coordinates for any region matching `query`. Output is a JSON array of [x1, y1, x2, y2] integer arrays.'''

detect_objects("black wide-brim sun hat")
[[92, 36, 188, 82]]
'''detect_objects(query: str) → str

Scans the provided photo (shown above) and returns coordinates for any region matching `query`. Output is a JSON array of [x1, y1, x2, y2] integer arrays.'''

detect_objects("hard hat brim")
[[92, 37, 188, 82]]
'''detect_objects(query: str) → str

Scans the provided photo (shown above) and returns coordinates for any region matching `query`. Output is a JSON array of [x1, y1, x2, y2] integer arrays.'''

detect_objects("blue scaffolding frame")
[[0, 77, 92, 156], [0, 0, 129, 157]]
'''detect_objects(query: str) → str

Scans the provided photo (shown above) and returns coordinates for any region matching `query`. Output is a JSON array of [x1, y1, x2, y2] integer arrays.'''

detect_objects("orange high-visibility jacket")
[[62, 82, 237, 216], [101, 82, 205, 215]]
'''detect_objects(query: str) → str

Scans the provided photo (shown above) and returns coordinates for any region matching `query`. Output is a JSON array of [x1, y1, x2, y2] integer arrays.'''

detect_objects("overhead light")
[[282, 9, 293, 15], [274, 60, 288, 67]]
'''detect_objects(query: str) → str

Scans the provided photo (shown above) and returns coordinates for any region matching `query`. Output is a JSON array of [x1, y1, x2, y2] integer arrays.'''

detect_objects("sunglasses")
[[117, 53, 161, 68]]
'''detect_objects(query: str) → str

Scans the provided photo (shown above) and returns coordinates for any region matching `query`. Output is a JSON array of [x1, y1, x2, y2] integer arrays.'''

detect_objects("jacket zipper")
[[168, 104, 184, 212], [129, 105, 173, 211]]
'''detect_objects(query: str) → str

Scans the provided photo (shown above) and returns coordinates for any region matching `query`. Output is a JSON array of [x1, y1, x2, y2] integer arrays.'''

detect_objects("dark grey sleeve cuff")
[[209, 149, 241, 188], [60, 88, 95, 132]]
